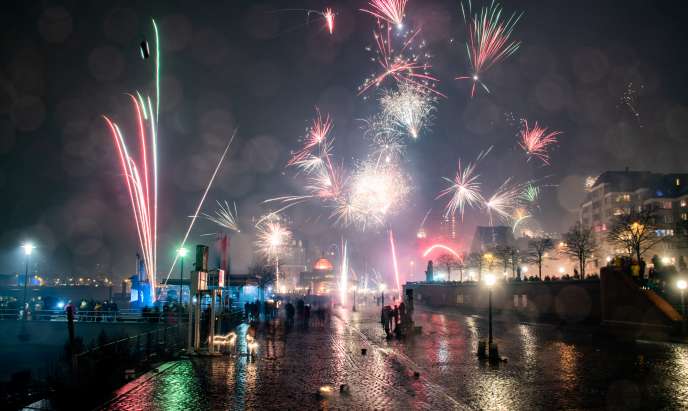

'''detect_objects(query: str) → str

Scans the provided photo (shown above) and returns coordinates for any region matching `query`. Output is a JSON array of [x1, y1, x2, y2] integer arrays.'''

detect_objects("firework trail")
[[361, 0, 409, 29], [271, 8, 336, 35], [484, 177, 523, 226], [511, 207, 532, 233], [339, 239, 349, 304], [436, 147, 491, 221], [456, 1, 522, 97], [202, 200, 240, 232], [323, 8, 335, 34], [103, 19, 161, 301], [380, 83, 437, 139], [359, 23, 443, 97], [518, 120, 561, 165], [164, 131, 237, 286], [389, 229, 401, 293]]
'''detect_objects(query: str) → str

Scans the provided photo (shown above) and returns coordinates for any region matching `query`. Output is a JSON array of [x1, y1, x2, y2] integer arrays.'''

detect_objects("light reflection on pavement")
[[103, 302, 688, 410]]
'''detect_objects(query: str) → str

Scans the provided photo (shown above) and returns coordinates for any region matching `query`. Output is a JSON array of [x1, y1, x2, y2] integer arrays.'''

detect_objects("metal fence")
[[0, 308, 172, 323]]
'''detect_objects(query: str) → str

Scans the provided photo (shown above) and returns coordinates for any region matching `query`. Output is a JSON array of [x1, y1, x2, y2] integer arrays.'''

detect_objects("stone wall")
[[404, 279, 602, 324]]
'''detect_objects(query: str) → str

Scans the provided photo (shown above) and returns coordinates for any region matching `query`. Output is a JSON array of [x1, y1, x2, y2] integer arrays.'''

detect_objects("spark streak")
[[485, 178, 523, 226], [164, 131, 237, 285], [389, 229, 401, 293], [202, 200, 240, 232]]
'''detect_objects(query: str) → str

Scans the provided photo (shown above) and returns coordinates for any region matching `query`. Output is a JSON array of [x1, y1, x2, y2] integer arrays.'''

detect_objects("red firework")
[[361, 0, 409, 28], [323, 8, 335, 34], [359, 24, 443, 97], [456, 1, 522, 97], [518, 120, 561, 165]]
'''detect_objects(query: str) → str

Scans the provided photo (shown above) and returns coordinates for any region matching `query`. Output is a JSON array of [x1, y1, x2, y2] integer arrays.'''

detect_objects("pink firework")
[[103, 95, 157, 293], [518, 120, 561, 165], [359, 24, 443, 97], [323, 8, 335, 34], [456, 1, 522, 97], [288, 109, 333, 167], [361, 0, 408, 28]]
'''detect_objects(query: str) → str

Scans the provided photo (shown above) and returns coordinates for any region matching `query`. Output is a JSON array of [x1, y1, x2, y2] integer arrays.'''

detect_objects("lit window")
[[677, 178, 681, 187], [664, 215, 674, 224], [622, 194, 631, 202], [682, 213, 687, 221], [682, 200, 687, 208], [662, 201, 673, 209]]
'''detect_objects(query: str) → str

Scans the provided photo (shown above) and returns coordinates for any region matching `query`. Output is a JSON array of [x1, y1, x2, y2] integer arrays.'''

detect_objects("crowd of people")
[[243, 298, 332, 329]]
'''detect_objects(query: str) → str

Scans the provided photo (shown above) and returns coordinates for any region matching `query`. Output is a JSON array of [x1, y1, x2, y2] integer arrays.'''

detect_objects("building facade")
[[579, 170, 688, 265]]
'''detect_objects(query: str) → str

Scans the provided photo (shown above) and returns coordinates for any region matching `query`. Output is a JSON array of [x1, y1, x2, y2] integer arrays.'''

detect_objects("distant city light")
[[484, 273, 497, 287], [678, 279, 687, 290], [57, 301, 65, 309]]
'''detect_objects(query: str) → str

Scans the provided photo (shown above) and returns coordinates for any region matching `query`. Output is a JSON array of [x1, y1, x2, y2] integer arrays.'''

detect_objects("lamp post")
[[21, 242, 35, 319], [678, 279, 687, 334], [484, 273, 497, 346], [352, 286, 357, 312], [177, 247, 188, 328]]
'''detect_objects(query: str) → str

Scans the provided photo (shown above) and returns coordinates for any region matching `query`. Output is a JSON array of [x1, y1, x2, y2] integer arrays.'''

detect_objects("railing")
[[0, 308, 181, 323]]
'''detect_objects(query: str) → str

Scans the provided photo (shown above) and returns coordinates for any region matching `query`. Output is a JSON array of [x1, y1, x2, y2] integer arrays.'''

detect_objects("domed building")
[[299, 257, 337, 295]]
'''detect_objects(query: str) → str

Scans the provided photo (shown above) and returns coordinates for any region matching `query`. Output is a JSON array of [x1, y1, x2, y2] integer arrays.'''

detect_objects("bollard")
[[361, 348, 367, 356], [477, 340, 487, 359], [489, 342, 500, 364]]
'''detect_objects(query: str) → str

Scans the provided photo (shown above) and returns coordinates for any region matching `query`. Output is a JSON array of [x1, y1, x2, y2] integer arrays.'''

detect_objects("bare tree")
[[467, 252, 484, 281], [436, 254, 458, 282], [562, 222, 597, 278], [494, 245, 518, 278], [526, 238, 553, 279], [607, 206, 664, 264]]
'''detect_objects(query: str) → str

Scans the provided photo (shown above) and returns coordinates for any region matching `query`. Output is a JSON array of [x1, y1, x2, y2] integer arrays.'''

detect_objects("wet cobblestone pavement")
[[104, 303, 688, 410]]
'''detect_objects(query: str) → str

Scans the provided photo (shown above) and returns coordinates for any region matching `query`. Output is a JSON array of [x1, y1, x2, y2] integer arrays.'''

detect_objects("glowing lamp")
[[678, 279, 687, 290], [484, 273, 496, 287], [22, 242, 35, 256]]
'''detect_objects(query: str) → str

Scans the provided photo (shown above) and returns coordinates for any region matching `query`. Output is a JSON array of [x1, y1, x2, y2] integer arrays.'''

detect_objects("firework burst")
[[436, 147, 491, 220], [334, 161, 410, 230], [361, 0, 408, 29], [520, 183, 540, 204], [202, 200, 240, 232], [362, 116, 406, 165], [359, 23, 443, 97], [456, 1, 522, 97], [518, 120, 561, 165], [255, 215, 292, 259], [380, 83, 436, 139], [484, 178, 523, 226]]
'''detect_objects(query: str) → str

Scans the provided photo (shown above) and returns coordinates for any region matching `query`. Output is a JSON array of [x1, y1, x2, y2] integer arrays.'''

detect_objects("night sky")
[[1, 0, 687, 280]]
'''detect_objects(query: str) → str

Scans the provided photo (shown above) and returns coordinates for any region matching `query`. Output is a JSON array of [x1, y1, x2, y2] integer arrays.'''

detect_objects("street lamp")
[[177, 247, 189, 326], [484, 273, 497, 346], [21, 242, 35, 319], [678, 279, 687, 334]]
